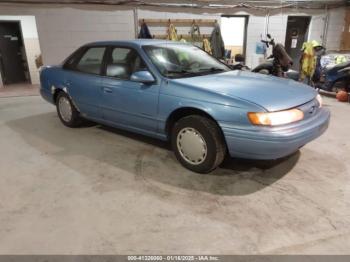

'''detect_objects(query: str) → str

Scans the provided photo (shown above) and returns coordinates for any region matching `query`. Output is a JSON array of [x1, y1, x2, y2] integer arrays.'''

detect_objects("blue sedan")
[[40, 40, 330, 173]]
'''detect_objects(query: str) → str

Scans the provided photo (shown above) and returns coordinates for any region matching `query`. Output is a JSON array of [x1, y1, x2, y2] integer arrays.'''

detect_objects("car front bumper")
[[220, 107, 330, 160]]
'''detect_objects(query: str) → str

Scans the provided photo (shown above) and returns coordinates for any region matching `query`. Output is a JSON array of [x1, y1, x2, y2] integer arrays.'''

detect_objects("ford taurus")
[[40, 40, 330, 173]]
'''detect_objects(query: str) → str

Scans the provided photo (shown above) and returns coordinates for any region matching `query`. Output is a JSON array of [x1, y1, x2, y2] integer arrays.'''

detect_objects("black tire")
[[171, 115, 227, 173], [56, 92, 83, 127], [331, 80, 349, 93]]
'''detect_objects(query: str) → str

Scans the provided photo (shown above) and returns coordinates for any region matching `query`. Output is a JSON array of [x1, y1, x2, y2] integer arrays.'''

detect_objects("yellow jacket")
[[300, 41, 316, 79], [167, 23, 178, 41], [203, 38, 212, 54]]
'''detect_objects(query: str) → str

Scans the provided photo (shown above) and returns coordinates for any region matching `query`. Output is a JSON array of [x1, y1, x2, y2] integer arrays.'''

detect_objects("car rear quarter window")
[[75, 47, 106, 75]]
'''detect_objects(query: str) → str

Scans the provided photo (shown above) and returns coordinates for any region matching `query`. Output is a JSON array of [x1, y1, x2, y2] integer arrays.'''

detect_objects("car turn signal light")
[[248, 109, 304, 126]]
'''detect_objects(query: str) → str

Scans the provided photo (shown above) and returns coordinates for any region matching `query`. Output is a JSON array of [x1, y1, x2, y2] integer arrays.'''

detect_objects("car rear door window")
[[75, 47, 106, 75], [106, 47, 147, 80]]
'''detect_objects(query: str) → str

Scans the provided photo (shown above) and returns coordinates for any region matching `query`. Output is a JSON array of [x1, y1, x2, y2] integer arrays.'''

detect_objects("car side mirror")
[[130, 70, 155, 84]]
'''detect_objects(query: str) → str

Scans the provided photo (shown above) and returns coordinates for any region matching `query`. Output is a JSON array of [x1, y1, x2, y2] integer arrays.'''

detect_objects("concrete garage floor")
[[0, 95, 349, 255]]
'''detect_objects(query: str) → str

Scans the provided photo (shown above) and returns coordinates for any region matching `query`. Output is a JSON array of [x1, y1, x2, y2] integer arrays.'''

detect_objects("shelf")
[[139, 19, 217, 27], [151, 34, 211, 40]]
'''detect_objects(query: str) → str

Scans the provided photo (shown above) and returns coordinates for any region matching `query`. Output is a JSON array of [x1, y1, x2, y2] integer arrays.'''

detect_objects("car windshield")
[[143, 44, 230, 78]]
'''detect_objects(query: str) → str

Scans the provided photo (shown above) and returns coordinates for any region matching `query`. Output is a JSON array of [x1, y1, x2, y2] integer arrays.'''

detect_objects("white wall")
[[326, 7, 346, 51], [0, 3, 346, 83], [0, 4, 135, 76], [245, 15, 267, 68], [308, 14, 326, 43], [0, 15, 41, 85], [34, 7, 135, 65]]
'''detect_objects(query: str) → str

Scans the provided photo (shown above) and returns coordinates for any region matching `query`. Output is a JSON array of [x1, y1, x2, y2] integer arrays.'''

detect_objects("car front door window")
[[106, 47, 147, 79]]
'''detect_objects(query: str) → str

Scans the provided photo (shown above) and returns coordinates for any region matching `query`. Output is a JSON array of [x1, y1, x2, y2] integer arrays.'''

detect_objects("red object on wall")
[[336, 91, 349, 102]]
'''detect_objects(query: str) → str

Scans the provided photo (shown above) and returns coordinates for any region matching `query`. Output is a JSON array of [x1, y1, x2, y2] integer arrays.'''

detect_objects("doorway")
[[220, 15, 248, 63], [0, 21, 29, 85], [285, 16, 311, 70]]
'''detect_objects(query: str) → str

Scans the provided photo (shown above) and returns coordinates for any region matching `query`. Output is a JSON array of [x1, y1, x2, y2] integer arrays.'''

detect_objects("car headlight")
[[316, 94, 323, 108], [248, 109, 304, 126]]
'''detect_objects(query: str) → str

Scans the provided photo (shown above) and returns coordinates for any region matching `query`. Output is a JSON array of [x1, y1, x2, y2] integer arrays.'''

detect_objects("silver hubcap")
[[58, 96, 72, 122], [177, 127, 207, 165]]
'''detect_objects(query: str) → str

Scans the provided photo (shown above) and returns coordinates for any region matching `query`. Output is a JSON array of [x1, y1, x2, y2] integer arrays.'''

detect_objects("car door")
[[101, 46, 160, 134], [63, 46, 107, 119]]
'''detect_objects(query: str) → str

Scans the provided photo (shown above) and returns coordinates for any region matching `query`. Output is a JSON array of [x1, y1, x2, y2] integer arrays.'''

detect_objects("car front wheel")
[[171, 115, 226, 173], [56, 92, 82, 127]]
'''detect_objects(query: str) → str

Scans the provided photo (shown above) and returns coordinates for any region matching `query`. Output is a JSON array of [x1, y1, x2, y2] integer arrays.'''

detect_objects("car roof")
[[85, 39, 186, 48]]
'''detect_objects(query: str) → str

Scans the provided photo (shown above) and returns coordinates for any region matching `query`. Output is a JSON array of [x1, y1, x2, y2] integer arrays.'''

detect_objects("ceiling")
[[0, 0, 347, 9]]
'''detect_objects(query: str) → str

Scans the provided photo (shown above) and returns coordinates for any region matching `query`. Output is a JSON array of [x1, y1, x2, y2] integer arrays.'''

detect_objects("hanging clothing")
[[167, 23, 178, 41], [189, 23, 203, 48], [300, 41, 316, 81], [312, 53, 323, 83], [189, 23, 201, 42], [138, 22, 152, 39], [203, 39, 212, 55], [210, 23, 225, 59]]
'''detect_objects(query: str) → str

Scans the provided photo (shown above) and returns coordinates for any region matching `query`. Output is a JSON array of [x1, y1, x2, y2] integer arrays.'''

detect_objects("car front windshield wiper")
[[165, 69, 201, 78], [165, 67, 227, 78], [198, 67, 226, 74]]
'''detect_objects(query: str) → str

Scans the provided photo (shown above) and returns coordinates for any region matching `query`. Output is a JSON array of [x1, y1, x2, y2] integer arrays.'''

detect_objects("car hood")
[[172, 70, 317, 112]]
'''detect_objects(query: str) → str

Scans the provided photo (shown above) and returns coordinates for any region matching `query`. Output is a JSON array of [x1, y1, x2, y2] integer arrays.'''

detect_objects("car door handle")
[[103, 87, 113, 93]]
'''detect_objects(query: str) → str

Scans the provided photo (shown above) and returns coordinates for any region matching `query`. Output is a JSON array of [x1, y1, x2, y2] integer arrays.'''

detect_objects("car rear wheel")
[[171, 115, 226, 173], [56, 92, 82, 127]]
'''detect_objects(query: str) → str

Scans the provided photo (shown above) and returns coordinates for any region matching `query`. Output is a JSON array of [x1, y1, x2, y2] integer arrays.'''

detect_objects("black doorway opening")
[[0, 21, 30, 86], [284, 16, 311, 71]]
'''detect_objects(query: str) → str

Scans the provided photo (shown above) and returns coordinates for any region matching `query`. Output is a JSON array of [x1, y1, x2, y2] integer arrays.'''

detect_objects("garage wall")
[[137, 10, 268, 68], [0, 3, 346, 84], [249, 11, 334, 68], [0, 4, 135, 84], [0, 15, 41, 85], [326, 7, 346, 51], [137, 9, 331, 68], [245, 15, 267, 68], [34, 8, 135, 65]]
